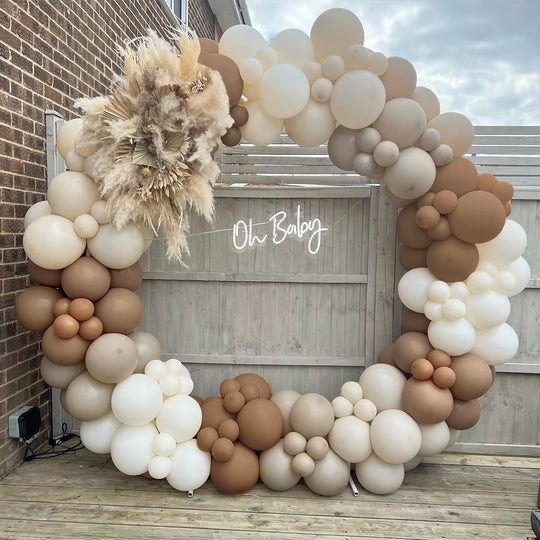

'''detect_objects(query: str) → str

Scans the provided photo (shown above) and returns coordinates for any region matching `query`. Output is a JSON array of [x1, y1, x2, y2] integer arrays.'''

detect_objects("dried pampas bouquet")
[[75, 29, 233, 262]]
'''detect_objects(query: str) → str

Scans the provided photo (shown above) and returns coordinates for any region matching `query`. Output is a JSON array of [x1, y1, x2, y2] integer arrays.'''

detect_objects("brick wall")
[[0, 0, 218, 478]]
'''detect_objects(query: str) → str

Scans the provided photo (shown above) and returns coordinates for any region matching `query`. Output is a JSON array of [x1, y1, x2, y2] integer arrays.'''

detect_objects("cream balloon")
[[359, 364, 407, 411], [167, 439, 211, 492], [56, 118, 83, 159], [366, 51, 388, 76], [23, 214, 86, 270], [24, 200, 51, 229], [413, 86, 441, 122], [328, 415, 371, 463], [87, 223, 145, 270], [239, 57, 263, 84], [156, 394, 202, 443], [340, 381, 363, 404], [310, 77, 333, 103], [285, 99, 336, 147], [73, 214, 99, 239], [80, 411, 122, 454], [254, 45, 277, 71], [418, 422, 450, 457], [148, 456, 172, 479], [398, 266, 437, 313], [271, 390, 301, 435], [259, 439, 300, 491], [471, 323, 519, 366], [476, 219, 527, 267], [345, 44, 370, 70], [331, 396, 354, 418], [152, 432, 177, 457], [465, 291, 511, 330], [218, 25, 266, 65], [47, 171, 100, 220], [65, 151, 86, 172], [322, 55, 345, 82], [302, 61, 322, 84], [353, 399, 377, 422], [270, 29, 314, 68], [355, 453, 405, 494], [240, 101, 284, 145], [430, 144, 454, 166], [75, 136, 98, 158], [504, 257, 531, 297], [40, 356, 86, 390], [418, 128, 441, 152], [304, 449, 350, 496], [90, 200, 109, 224], [427, 112, 474, 157], [110, 423, 157, 475], [428, 318, 476, 356], [129, 331, 163, 373]]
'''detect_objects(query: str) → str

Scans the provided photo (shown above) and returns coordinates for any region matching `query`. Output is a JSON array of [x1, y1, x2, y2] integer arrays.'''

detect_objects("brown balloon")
[[237, 398, 283, 451], [475, 173, 498, 192], [433, 190, 458, 214], [399, 245, 427, 270], [218, 418, 240, 441], [16, 286, 64, 333], [490, 181, 514, 203], [392, 332, 432, 374], [53, 298, 72, 317], [401, 378, 454, 424], [401, 307, 430, 334], [109, 263, 143, 291], [415, 206, 440, 229], [377, 343, 396, 365], [53, 314, 80, 339], [504, 201, 512, 216], [198, 52, 243, 107], [411, 358, 434, 380], [69, 298, 95, 322], [223, 390, 245, 413], [235, 373, 272, 399], [94, 288, 142, 334], [199, 37, 219, 54], [427, 349, 451, 368], [426, 235, 479, 282], [417, 192, 436, 208], [78, 316, 104, 341], [446, 398, 481, 430], [240, 384, 260, 402], [220, 378, 240, 397], [210, 442, 259, 494], [428, 216, 452, 241], [212, 437, 235, 462], [396, 204, 433, 249], [27, 260, 62, 287], [448, 191, 506, 244], [61, 257, 111, 301], [432, 366, 456, 389], [431, 157, 478, 196], [230, 105, 249, 128], [197, 427, 219, 452], [450, 353, 493, 400], [221, 126, 242, 147], [42, 325, 89, 366], [200, 396, 236, 430]]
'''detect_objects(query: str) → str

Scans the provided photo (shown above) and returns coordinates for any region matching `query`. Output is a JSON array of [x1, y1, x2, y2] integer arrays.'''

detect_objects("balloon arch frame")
[[17, 8, 530, 496]]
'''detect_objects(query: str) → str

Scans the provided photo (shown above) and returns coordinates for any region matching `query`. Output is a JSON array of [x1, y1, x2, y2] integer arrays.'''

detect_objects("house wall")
[[0, 0, 217, 478]]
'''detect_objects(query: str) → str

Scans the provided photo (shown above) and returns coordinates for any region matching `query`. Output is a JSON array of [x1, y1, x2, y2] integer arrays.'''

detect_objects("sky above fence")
[[246, 0, 540, 126]]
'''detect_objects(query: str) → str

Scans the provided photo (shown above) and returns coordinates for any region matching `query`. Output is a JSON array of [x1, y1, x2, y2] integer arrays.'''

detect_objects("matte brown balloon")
[[504, 201, 512, 216], [448, 191, 506, 244], [197, 427, 219, 452], [27, 260, 62, 287], [223, 390, 245, 413], [401, 307, 430, 334], [61, 257, 111, 301], [109, 264, 143, 291], [490, 181, 514, 203], [415, 206, 440, 229], [230, 105, 249, 127], [432, 366, 456, 389], [475, 173, 498, 192], [235, 373, 272, 399], [427, 349, 451, 368], [402, 378, 454, 424], [212, 437, 235, 462], [411, 358, 434, 380], [377, 343, 396, 365], [53, 298, 71, 317], [200, 396, 235, 430], [433, 190, 458, 214], [210, 442, 259, 494], [446, 398, 481, 430], [399, 245, 427, 270], [426, 236, 479, 282], [237, 398, 283, 451], [218, 418, 240, 441], [240, 384, 260, 402], [450, 353, 493, 400], [53, 314, 80, 339], [220, 378, 241, 397], [431, 157, 478, 196], [94, 288, 142, 334], [78, 316, 104, 341], [16, 286, 64, 332], [392, 332, 432, 374], [199, 37, 219, 54], [198, 53, 243, 107], [397, 204, 433, 249], [221, 127, 242, 147], [417, 192, 435, 208], [192, 395, 204, 407], [69, 298, 95, 322], [428, 216, 452, 241], [64, 371, 114, 422], [42, 325, 90, 366]]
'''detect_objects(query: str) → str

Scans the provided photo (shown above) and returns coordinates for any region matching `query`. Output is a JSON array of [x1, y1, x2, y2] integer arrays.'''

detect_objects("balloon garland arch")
[[17, 9, 530, 496]]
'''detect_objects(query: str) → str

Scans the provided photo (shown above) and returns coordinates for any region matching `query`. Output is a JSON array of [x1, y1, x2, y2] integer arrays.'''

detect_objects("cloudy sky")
[[245, 0, 540, 125]]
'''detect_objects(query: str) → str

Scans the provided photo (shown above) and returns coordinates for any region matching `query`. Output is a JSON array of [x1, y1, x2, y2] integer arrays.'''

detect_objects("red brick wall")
[[0, 0, 217, 478]]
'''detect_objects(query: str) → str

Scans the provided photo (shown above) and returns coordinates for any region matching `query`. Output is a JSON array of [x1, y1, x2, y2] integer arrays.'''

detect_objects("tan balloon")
[[40, 356, 86, 390], [94, 288, 142, 334], [210, 442, 259, 494], [53, 314, 80, 339], [41, 326, 90, 366], [402, 378, 454, 424], [446, 398, 481, 430], [450, 353, 493, 400], [392, 332, 432, 374], [289, 393, 334, 439], [401, 308, 430, 335], [64, 371, 114, 421], [69, 298, 95, 322], [27, 260, 62, 287], [109, 264, 143, 291], [79, 317, 104, 341], [61, 257, 111, 301], [431, 157, 478, 196], [15, 286, 64, 333]]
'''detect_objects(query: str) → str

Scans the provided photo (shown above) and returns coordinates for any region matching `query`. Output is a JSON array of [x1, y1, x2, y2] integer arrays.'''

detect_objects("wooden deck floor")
[[0, 448, 537, 539]]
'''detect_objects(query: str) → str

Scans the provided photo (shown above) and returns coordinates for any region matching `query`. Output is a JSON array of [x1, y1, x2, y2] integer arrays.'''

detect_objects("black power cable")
[[24, 422, 84, 462]]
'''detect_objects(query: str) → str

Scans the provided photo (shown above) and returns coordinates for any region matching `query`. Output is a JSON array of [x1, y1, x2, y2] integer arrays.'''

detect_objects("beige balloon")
[[259, 439, 300, 491], [304, 449, 350, 496], [64, 371, 114, 421], [56, 118, 83, 159], [47, 171, 100, 221], [40, 356, 86, 390], [289, 393, 335, 439]]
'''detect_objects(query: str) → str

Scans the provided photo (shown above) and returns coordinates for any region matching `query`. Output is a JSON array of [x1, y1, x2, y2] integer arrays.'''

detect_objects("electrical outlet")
[[8, 406, 41, 442]]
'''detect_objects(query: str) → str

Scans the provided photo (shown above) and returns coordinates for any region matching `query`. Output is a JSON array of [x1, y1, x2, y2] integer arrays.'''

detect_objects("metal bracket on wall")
[[45, 109, 66, 185]]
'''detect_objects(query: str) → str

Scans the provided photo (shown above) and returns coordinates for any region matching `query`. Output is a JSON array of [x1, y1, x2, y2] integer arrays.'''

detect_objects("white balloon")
[[303, 449, 350, 496], [310, 8, 364, 62], [165, 358, 190, 378], [476, 261, 499, 276], [240, 101, 283, 146], [385, 147, 436, 200], [373, 98, 426, 149], [428, 280, 451, 303], [144, 359, 167, 381], [111, 374, 163, 426], [47, 171, 100, 221], [152, 432, 177, 457], [254, 46, 277, 71], [465, 291, 511, 330], [359, 364, 407, 411], [322, 55, 345, 82], [370, 409, 421, 464], [442, 298, 467, 321], [412, 86, 440, 122], [80, 411, 122, 454], [270, 29, 313, 68], [328, 415, 371, 463], [24, 200, 51, 229], [353, 399, 377, 422], [87, 223, 145, 270], [330, 70, 386, 129], [156, 394, 202, 443], [398, 267, 437, 313], [285, 99, 336, 147], [148, 456, 171, 479], [23, 214, 86, 270], [219, 25, 266, 65], [476, 219, 527, 266], [471, 323, 519, 366], [466, 271, 493, 294], [167, 439, 211, 492], [110, 423, 158, 475], [449, 282, 469, 301], [332, 396, 354, 418], [504, 257, 531, 297], [427, 112, 474, 157], [310, 77, 333, 103], [492, 270, 516, 296], [355, 453, 405, 494], [239, 57, 263, 84], [65, 151, 86, 172], [260, 64, 310, 118], [75, 136, 98, 158], [73, 214, 99, 239], [56, 118, 83, 159], [424, 301, 443, 322], [418, 422, 450, 456], [159, 375, 181, 396], [428, 318, 476, 356]]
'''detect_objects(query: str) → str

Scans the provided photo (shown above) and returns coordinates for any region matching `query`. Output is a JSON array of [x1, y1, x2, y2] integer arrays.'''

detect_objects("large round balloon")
[[94, 288, 142, 334], [167, 439, 211, 492], [240, 100, 284, 146], [285, 100, 336, 147], [85, 333, 138, 383], [15, 286, 63, 333], [47, 171, 100, 220], [359, 364, 407, 411], [61, 256, 111, 301], [259, 439, 300, 491], [64, 371, 114, 421], [355, 453, 405, 494], [289, 393, 334, 438], [80, 411, 122, 454], [110, 423, 157, 475], [271, 29, 314, 68], [210, 442, 260, 494], [237, 398, 283, 451], [304, 448, 350, 496]]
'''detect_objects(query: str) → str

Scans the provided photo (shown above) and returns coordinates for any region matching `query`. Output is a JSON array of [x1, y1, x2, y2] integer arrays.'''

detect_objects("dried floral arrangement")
[[76, 29, 232, 261]]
